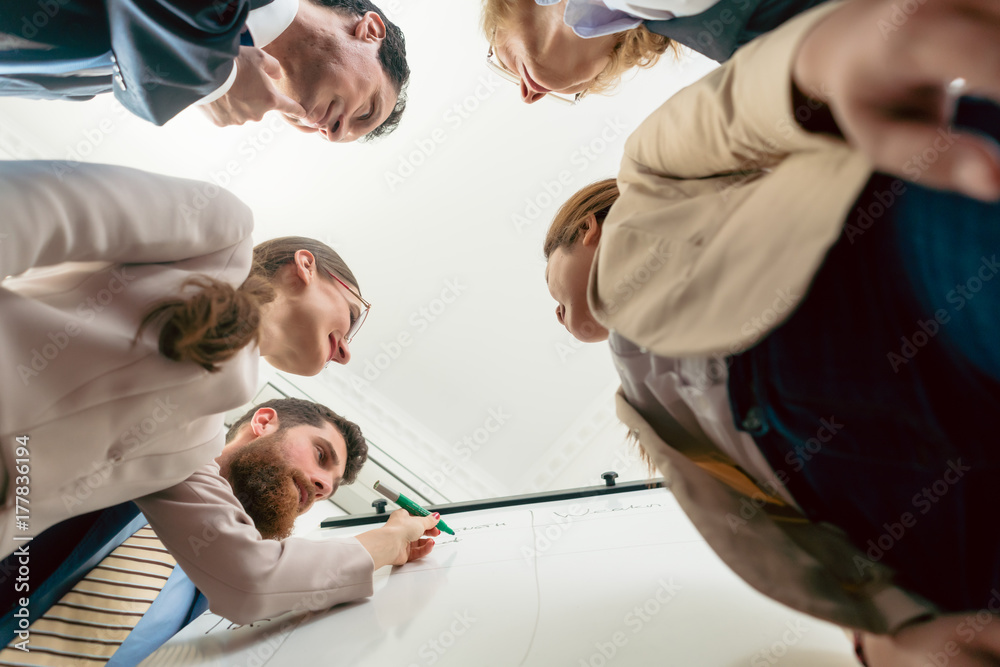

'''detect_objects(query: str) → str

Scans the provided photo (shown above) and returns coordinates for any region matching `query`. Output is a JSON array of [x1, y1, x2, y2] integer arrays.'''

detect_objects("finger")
[[424, 513, 443, 530], [407, 538, 435, 561], [258, 49, 284, 80], [282, 117, 319, 134], [902, 11, 1000, 101], [423, 526, 442, 537], [270, 92, 307, 119], [848, 110, 1000, 200]]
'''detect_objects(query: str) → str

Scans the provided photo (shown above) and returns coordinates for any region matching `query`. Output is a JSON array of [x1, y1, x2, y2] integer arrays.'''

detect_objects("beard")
[[224, 432, 312, 540]]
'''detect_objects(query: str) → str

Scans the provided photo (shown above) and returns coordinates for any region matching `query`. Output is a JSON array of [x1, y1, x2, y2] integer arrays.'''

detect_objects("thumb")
[[270, 92, 307, 119], [424, 512, 443, 530], [258, 49, 284, 80]]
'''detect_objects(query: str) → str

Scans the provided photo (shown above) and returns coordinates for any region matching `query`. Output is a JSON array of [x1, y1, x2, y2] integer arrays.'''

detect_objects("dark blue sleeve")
[[106, 0, 252, 125]]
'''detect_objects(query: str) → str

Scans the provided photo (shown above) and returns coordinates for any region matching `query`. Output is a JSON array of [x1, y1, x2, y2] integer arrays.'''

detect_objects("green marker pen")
[[373, 480, 455, 535]]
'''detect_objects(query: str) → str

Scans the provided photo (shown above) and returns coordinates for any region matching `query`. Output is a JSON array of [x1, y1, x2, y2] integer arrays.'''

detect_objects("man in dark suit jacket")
[[643, 0, 829, 62], [0, 0, 409, 142]]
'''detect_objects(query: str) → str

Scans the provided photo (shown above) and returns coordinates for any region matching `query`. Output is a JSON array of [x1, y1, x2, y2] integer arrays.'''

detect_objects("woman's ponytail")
[[138, 273, 274, 372]]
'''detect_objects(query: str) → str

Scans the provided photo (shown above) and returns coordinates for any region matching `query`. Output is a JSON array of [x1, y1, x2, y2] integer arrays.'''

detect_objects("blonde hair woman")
[[481, 0, 829, 103]]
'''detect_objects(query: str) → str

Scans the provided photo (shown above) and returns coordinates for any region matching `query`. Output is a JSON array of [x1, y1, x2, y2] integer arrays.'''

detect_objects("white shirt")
[[608, 333, 798, 507], [194, 0, 298, 105], [535, 0, 722, 38]]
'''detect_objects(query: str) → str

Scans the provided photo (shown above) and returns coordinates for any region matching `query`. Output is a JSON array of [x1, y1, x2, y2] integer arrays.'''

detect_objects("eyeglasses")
[[326, 271, 370, 344], [486, 46, 581, 106]]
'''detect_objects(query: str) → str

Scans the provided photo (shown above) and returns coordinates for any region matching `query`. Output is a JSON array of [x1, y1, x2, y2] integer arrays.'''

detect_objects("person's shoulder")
[[142, 460, 233, 503]]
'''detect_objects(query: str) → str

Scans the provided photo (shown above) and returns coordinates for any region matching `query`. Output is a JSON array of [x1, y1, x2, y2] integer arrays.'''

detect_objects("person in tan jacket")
[[134, 397, 441, 624], [543, 0, 1000, 663]]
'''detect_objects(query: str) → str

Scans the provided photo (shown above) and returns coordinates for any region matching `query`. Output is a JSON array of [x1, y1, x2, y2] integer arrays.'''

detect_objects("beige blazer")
[[591, 4, 937, 632], [588, 2, 873, 359], [0, 161, 258, 556], [136, 462, 375, 624]]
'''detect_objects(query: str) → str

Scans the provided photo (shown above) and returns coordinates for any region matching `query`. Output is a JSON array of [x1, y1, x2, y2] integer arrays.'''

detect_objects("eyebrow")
[[364, 88, 381, 130], [318, 436, 344, 494], [365, 87, 392, 140], [318, 437, 340, 468]]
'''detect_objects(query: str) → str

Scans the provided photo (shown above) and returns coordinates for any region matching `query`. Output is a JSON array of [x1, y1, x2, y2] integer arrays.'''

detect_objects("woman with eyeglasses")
[[481, 0, 828, 104], [0, 160, 371, 547]]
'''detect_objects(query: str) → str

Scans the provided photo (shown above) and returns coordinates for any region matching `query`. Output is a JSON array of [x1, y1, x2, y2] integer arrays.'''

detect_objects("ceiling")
[[0, 1, 718, 509]]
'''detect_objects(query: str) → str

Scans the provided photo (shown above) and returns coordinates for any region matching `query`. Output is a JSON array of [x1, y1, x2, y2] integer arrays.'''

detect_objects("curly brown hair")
[[226, 397, 369, 485]]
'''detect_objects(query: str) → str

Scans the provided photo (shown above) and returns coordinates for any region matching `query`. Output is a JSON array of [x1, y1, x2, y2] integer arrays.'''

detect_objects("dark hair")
[[310, 0, 409, 140], [138, 236, 360, 373], [226, 397, 369, 485]]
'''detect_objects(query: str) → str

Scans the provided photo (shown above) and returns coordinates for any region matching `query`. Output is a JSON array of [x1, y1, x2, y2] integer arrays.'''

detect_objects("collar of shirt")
[[535, 0, 647, 39], [244, 0, 299, 47]]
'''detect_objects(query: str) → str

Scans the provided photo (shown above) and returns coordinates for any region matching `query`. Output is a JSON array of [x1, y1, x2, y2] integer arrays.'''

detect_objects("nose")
[[520, 81, 545, 104], [321, 115, 347, 142], [336, 339, 351, 365], [310, 471, 332, 501], [555, 304, 565, 325]]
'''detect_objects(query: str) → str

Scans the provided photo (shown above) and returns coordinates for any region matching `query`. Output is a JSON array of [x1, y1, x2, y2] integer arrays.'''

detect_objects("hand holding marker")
[[374, 481, 455, 535]]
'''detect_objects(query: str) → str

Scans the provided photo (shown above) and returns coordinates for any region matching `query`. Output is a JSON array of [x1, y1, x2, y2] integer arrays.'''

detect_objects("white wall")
[[0, 0, 718, 508]]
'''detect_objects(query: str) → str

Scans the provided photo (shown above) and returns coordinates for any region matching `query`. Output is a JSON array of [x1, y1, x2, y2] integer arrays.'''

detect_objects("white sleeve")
[[604, 0, 722, 19], [192, 61, 238, 106], [0, 161, 253, 279], [135, 463, 376, 624]]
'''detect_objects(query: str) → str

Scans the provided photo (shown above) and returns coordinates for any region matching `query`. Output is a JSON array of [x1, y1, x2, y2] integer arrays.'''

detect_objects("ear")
[[354, 11, 386, 43], [581, 213, 602, 247], [292, 249, 317, 285], [250, 407, 280, 437]]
